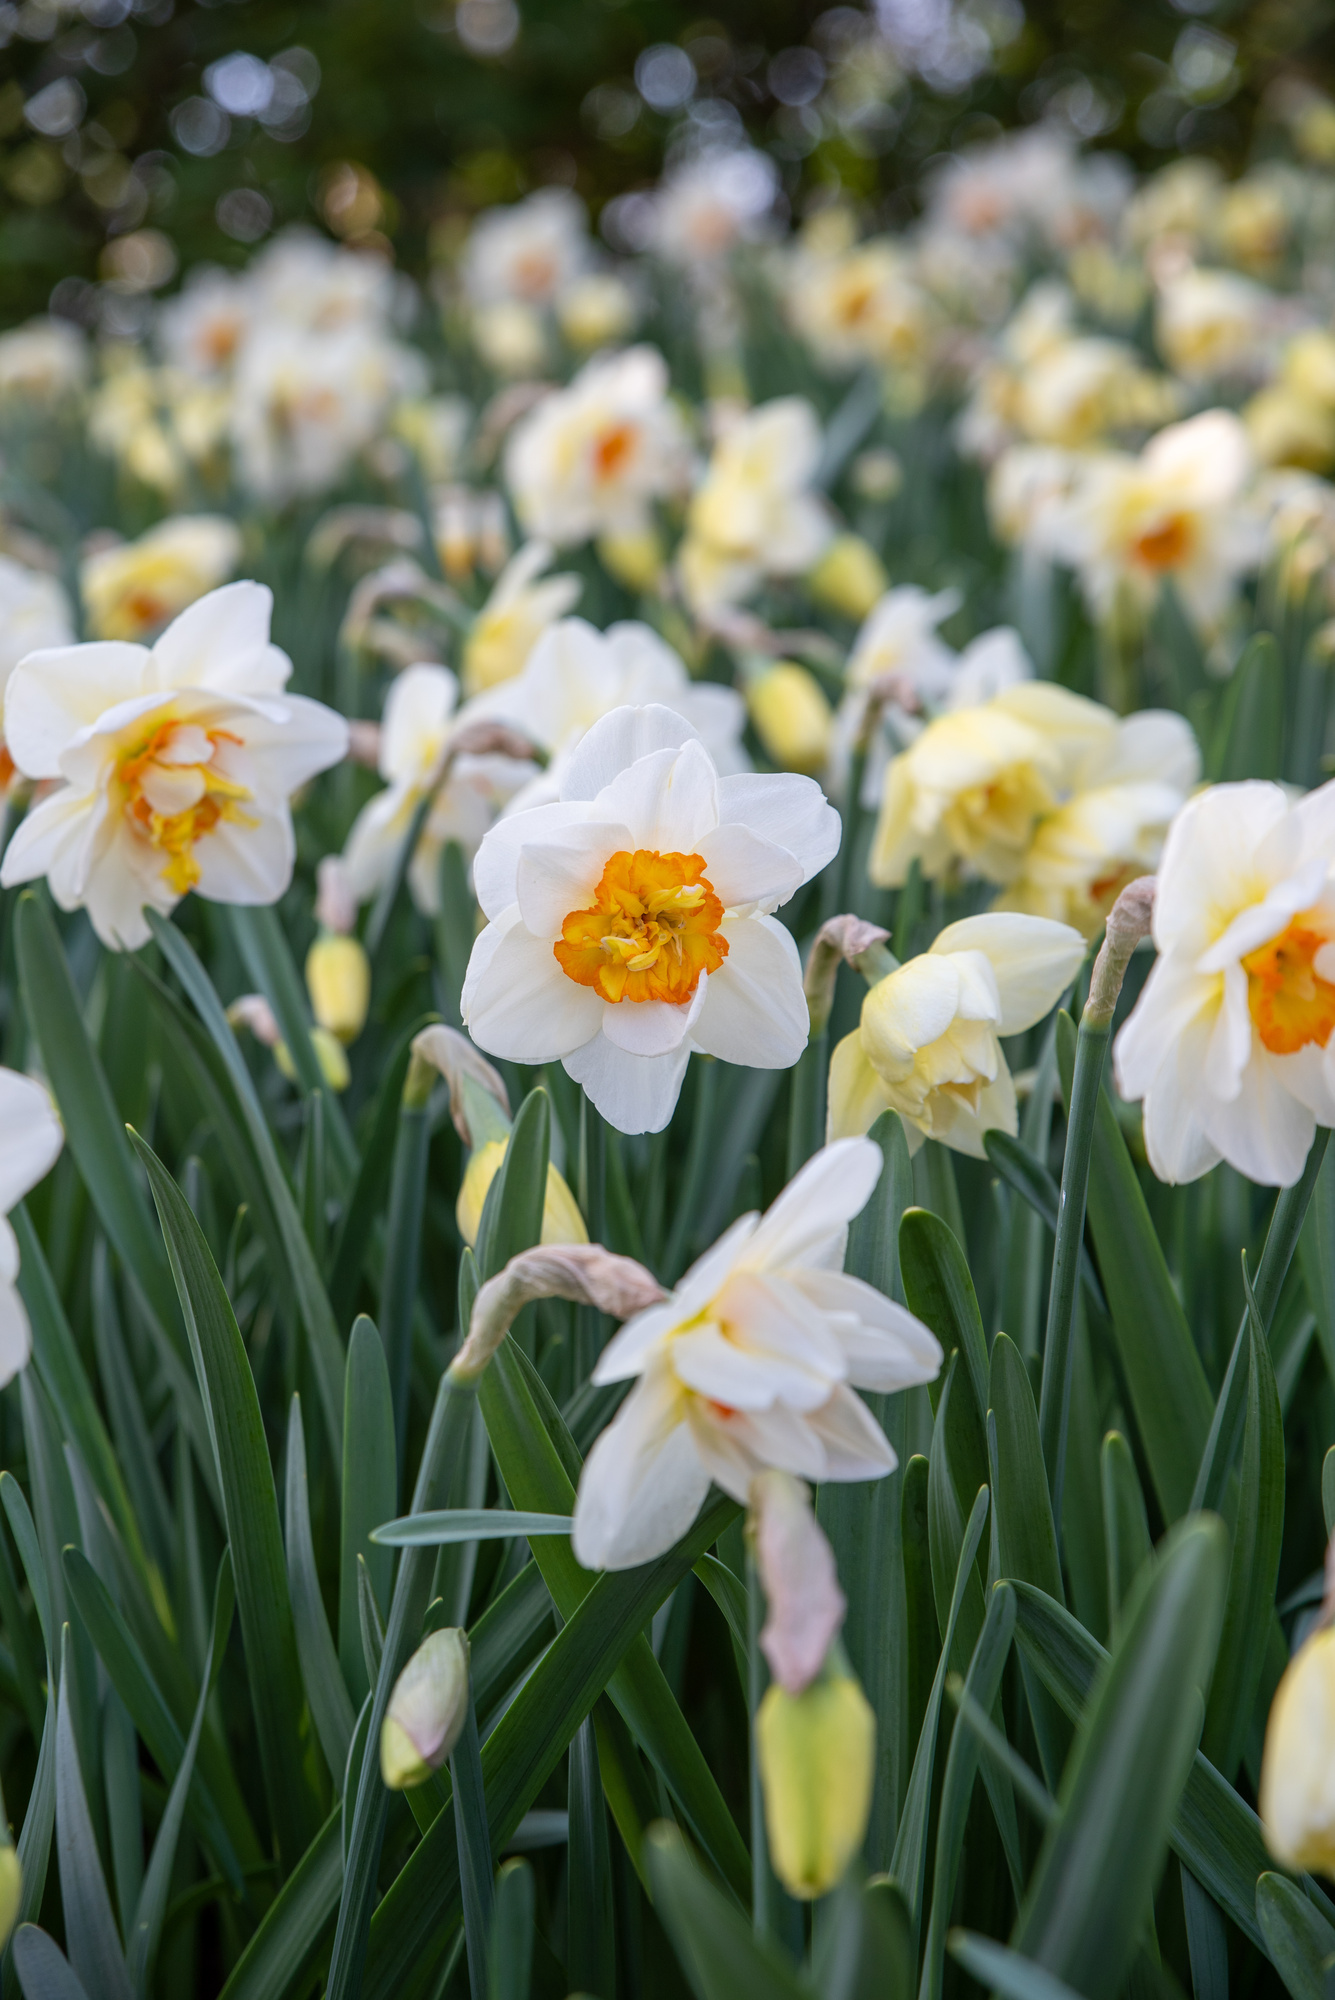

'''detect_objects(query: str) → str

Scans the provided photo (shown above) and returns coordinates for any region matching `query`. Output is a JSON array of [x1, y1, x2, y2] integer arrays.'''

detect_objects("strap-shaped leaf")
[[643, 1822, 814, 2000], [11, 1925, 93, 2000], [372, 1510, 572, 1546], [1256, 1872, 1335, 2000], [285, 1396, 356, 1784], [55, 1626, 133, 2000], [339, 1316, 396, 1708], [132, 1130, 323, 1874], [899, 1206, 989, 1425]]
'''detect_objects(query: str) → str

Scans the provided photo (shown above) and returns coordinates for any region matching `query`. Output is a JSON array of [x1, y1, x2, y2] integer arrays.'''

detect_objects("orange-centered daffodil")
[[555, 848, 728, 1004], [1243, 911, 1335, 1056], [118, 719, 255, 897]]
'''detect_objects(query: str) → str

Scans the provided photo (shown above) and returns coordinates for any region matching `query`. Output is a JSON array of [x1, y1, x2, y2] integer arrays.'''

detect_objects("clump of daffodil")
[[380, 1629, 471, 1790]]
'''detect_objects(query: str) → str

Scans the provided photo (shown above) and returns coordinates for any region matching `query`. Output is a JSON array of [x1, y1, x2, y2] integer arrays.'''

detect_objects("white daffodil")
[[462, 188, 590, 309], [1154, 266, 1270, 385], [570, 1137, 943, 1569], [461, 542, 582, 696], [997, 708, 1200, 938], [786, 237, 935, 379], [462, 703, 839, 1134], [231, 322, 427, 505], [80, 515, 243, 642], [0, 558, 73, 784], [828, 913, 1086, 1154], [157, 267, 253, 377], [869, 681, 1115, 889], [649, 149, 779, 267], [462, 615, 747, 811], [1041, 410, 1265, 629], [0, 1069, 63, 1387], [0, 319, 88, 403], [0, 582, 348, 950], [342, 661, 534, 910], [1114, 779, 1335, 1186], [678, 398, 833, 615], [504, 346, 691, 547]]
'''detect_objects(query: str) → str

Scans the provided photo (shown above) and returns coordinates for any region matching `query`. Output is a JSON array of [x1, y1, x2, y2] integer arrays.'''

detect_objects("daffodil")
[[461, 543, 582, 697], [678, 398, 832, 615], [1260, 1618, 1335, 1874], [461, 702, 839, 1134], [0, 557, 73, 791], [0, 1069, 63, 1387], [0, 583, 348, 949], [80, 515, 242, 642], [1114, 778, 1335, 1185], [828, 913, 1086, 1154], [462, 188, 590, 309], [504, 346, 691, 546], [570, 1137, 942, 1569]]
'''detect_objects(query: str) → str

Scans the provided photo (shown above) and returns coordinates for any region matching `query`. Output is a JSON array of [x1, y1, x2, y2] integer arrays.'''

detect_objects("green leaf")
[[228, 906, 355, 1178], [642, 1822, 814, 2000], [988, 1335, 1069, 1788], [983, 1131, 1106, 1315], [216, 1810, 343, 2000], [145, 911, 347, 1468], [1212, 630, 1284, 782], [451, 1683, 494, 2000], [947, 1932, 1086, 2000], [11, 1927, 93, 2000], [1101, 1433, 1151, 1638], [567, 1716, 614, 2000], [1201, 1267, 1285, 1779], [1, 1474, 51, 1671], [55, 1626, 134, 2000], [1255, 1872, 1335, 2000], [339, 1315, 396, 1708], [921, 1581, 1017, 2000], [812, 1875, 915, 2000], [372, 1511, 573, 1546], [132, 1130, 323, 1873], [127, 1550, 234, 1997], [488, 1857, 534, 2000], [902, 1453, 935, 1772], [889, 1483, 989, 1934], [380, 1083, 432, 1457], [1037, 1007, 1108, 1515], [1324, 1446, 1335, 1541], [926, 1356, 987, 1659], [6, 1681, 57, 1992], [284, 1396, 356, 1785], [1056, 1014, 1214, 1521], [899, 1206, 989, 1425], [476, 1088, 549, 1279], [328, 1020, 421, 1325], [1180, 1868, 1228, 2000]]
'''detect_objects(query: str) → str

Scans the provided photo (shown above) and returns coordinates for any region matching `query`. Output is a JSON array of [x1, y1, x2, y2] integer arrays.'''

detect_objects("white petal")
[[788, 1270, 943, 1389], [464, 919, 602, 1061], [192, 803, 295, 907], [342, 785, 417, 901], [805, 1385, 896, 1481], [591, 738, 719, 853], [601, 988, 702, 1057], [742, 1135, 883, 1274], [1138, 1003, 1225, 1184], [472, 799, 599, 923], [1113, 954, 1218, 1105], [689, 914, 808, 1068], [381, 663, 457, 782], [717, 772, 841, 886], [826, 1030, 897, 1142], [559, 703, 700, 802], [1199, 1046, 1318, 1188], [673, 1322, 815, 1410], [514, 821, 629, 940], [571, 1369, 710, 1570], [562, 1032, 691, 1135], [592, 1296, 691, 1384], [696, 821, 803, 914], [1153, 781, 1289, 958], [928, 912, 1085, 1034], [4, 642, 148, 779], [149, 581, 291, 697], [0, 1071, 62, 1214]]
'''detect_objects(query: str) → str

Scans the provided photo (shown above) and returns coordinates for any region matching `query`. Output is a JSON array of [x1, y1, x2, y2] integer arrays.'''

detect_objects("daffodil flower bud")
[[380, 1628, 471, 1791], [596, 528, 664, 593], [1261, 1535, 1335, 1874], [305, 934, 371, 1044], [747, 663, 834, 776], [756, 1662, 875, 1899], [807, 534, 889, 621], [749, 1471, 846, 1696], [456, 1138, 588, 1252], [0, 1845, 21, 1951]]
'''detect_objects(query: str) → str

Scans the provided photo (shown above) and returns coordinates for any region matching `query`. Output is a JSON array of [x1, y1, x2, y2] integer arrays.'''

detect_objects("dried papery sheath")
[[451, 1243, 666, 1383]]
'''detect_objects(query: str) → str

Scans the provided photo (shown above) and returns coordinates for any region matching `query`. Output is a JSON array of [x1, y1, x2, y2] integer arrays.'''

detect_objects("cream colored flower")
[[649, 149, 778, 266], [462, 542, 582, 696], [786, 238, 934, 377], [571, 1138, 942, 1568], [1155, 267, 1270, 384], [678, 399, 833, 614], [0, 318, 88, 403], [0, 1069, 63, 1388], [1114, 778, 1335, 1185], [462, 189, 589, 308], [556, 273, 638, 351], [0, 557, 73, 740], [504, 346, 691, 546], [1040, 410, 1265, 628], [81, 516, 243, 642], [0, 583, 348, 949], [462, 703, 838, 1134], [231, 322, 427, 505], [828, 913, 1085, 1154], [158, 267, 253, 377]]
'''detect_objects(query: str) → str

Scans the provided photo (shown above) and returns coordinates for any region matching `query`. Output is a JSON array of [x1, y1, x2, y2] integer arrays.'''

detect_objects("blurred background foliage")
[[0, 0, 1334, 326]]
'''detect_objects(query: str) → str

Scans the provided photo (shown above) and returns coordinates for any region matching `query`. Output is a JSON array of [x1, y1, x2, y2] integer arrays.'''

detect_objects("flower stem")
[[746, 1544, 777, 1941]]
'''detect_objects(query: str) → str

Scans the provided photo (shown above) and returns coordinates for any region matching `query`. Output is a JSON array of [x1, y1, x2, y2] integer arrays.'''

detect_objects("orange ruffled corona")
[[1243, 910, 1335, 1055], [555, 848, 728, 1005], [119, 720, 255, 897]]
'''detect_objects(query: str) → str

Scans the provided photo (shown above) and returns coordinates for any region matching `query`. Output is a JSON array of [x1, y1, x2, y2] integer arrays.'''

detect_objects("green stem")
[[380, 1061, 434, 1478], [785, 1028, 828, 1179], [450, 1682, 493, 2000], [664, 1059, 717, 1283], [746, 1545, 776, 1942], [326, 1371, 477, 2000], [1038, 1012, 1109, 1530]]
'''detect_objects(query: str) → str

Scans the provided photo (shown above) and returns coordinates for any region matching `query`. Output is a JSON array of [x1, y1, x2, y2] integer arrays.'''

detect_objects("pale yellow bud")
[[1283, 331, 1335, 411], [747, 664, 833, 776], [807, 535, 889, 620], [756, 1669, 875, 1899], [1243, 386, 1335, 473], [597, 529, 664, 593], [0, 1847, 18, 1951], [455, 1138, 589, 1251], [1296, 100, 1335, 166], [305, 935, 371, 1044], [1260, 1624, 1335, 1873], [380, 1629, 470, 1790], [276, 1027, 351, 1094], [557, 273, 637, 351]]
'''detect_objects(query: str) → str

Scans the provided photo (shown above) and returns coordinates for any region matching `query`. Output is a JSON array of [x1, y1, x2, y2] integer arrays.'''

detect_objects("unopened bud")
[[456, 1138, 588, 1252], [452, 1243, 665, 1383], [0, 1846, 19, 1951], [411, 1024, 510, 1144], [749, 1472, 846, 1696], [756, 1667, 875, 1899], [802, 915, 894, 1034], [228, 993, 281, 1048], [747, 663, 833, 776], [808, 535, 889, 621], [380, 1628, 471, 1790], [316, 854, 359, 935], [306, 935, 371, 1044], [275, 1026, 351, 1093], [1261, 1624, 1335, 1873], [597, 528, 664, 593], [1084, 876, 1155, 1029]]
